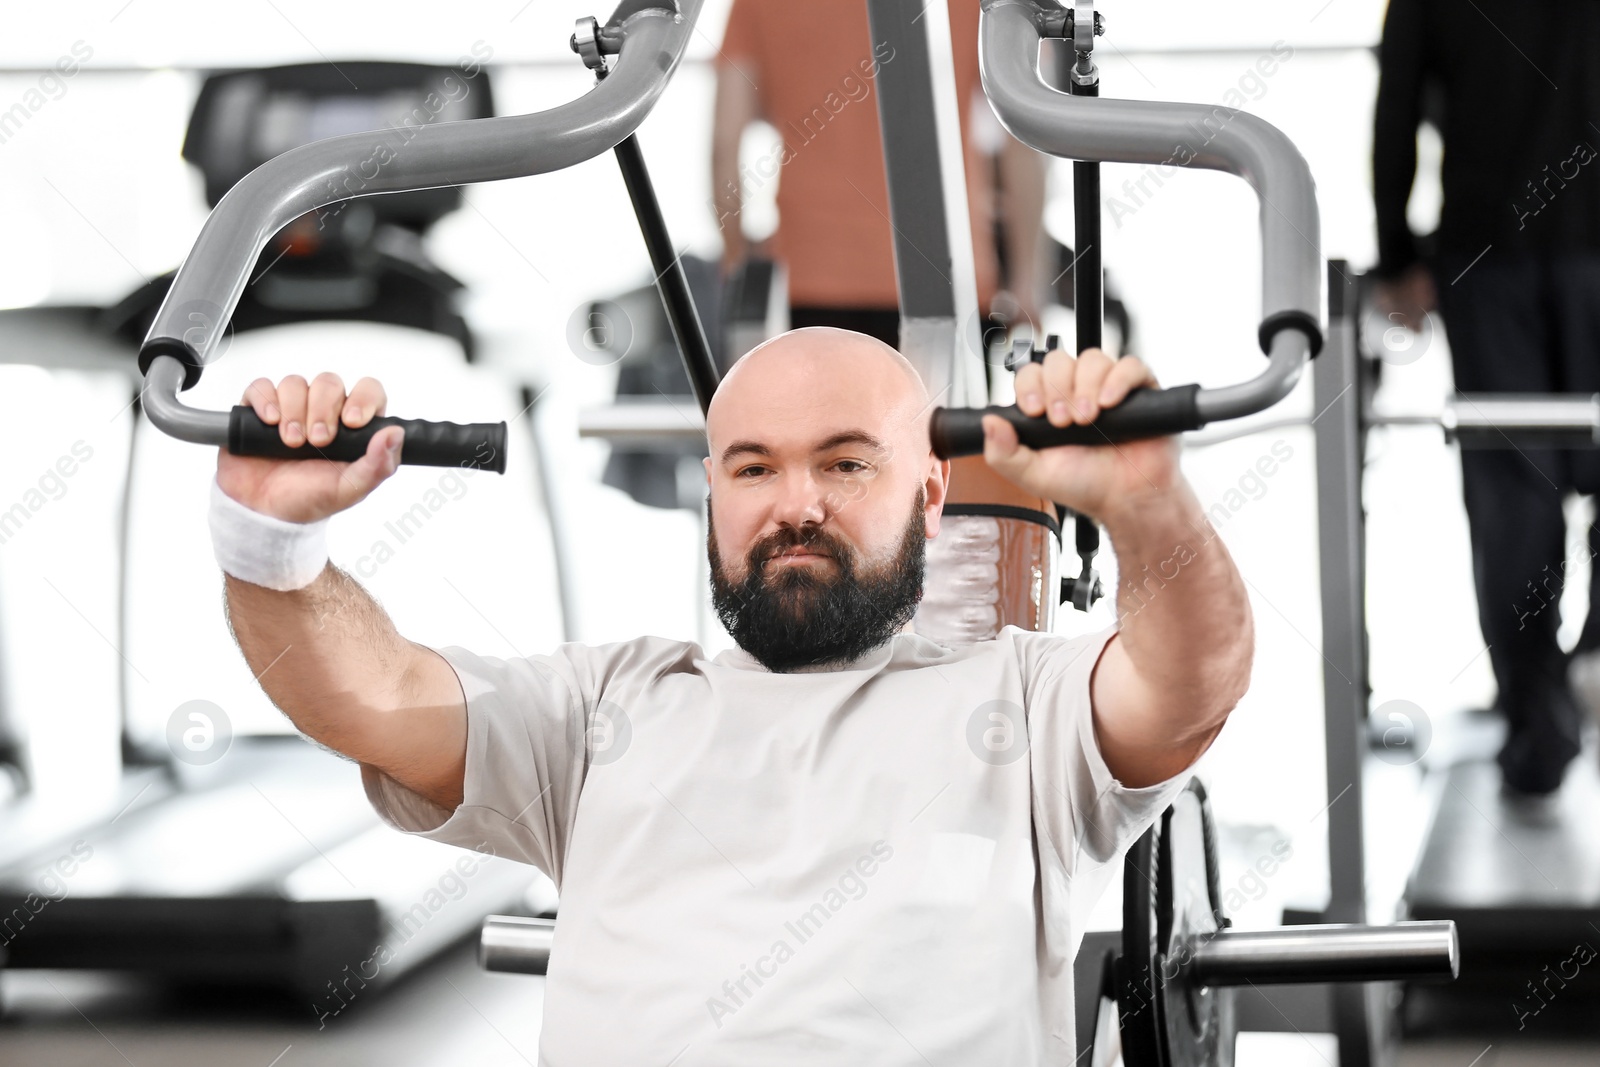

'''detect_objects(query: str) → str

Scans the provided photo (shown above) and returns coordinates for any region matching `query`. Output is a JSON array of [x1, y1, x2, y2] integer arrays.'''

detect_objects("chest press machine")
[[129, 0, 1462, 1062]]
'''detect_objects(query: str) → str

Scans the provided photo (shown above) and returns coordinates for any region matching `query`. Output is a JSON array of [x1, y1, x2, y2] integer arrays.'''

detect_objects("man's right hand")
[[1374, 262, 1436, 333], [217, 372, 404, 524]]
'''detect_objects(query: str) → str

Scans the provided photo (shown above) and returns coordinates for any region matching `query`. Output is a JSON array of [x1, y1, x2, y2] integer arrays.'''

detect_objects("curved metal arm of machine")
[[137, 0, 703, 470], [927, 0, 1324, 459]]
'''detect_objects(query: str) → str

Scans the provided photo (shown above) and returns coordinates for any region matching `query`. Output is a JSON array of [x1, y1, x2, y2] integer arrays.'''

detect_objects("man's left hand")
[[980, 347, 1181, 520]]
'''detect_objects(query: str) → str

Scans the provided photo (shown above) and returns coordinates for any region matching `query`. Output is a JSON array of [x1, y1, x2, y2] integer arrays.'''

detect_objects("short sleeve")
[[717, 0, 763, 70], [1013, 624, 1193, 877], [360, 636, 700, 889]]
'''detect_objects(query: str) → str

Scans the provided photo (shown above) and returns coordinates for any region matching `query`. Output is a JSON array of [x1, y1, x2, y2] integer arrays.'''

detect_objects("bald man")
[[212, 328, 1251, 1063]]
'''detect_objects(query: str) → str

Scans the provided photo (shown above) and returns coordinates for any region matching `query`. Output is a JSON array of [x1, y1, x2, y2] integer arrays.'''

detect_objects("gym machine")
[[477, 3, 1460, 1065], [0, 41, 680, 996]]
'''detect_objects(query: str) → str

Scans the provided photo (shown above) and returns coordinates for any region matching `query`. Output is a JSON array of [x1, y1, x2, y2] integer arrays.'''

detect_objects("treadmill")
[[0, 60, 569, 1000], [1303, 262, 1600, 1031]]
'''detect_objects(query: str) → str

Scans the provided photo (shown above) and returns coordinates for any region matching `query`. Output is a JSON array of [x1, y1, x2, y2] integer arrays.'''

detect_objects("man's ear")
[[924, 456, 951, 538]]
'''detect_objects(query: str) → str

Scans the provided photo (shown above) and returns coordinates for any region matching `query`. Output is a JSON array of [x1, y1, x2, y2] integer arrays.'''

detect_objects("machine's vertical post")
[[1068, 49, 1101, 355], [612, 133, 721, 417], [865, 0, 985, 407], [1313, 259, 1380, 1066], [1066, 6, 1104, 604]]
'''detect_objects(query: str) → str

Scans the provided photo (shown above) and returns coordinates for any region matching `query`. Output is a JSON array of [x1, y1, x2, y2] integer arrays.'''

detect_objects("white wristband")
[[209, 476, 331, 591]]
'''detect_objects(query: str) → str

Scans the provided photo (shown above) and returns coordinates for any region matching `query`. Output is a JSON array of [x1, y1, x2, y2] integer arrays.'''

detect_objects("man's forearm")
[[223, 564, 419, 755], [712, 159, 745, 257], [710, 66, 755, 260], [1101, 479, 1253, 728]]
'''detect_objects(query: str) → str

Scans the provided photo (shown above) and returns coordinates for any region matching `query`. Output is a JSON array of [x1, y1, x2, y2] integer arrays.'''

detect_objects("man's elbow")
[[1205, 612, 1255, 726], [1176, 612, 1254, 734]]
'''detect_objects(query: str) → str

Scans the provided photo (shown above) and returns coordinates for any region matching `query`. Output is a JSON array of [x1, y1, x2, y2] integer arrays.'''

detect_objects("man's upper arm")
[[357, 642, 469, 813], [713, 0, 763, 145], [356, 641, 589, 882], [1015, 626, 1193, 873], [713, 60, 762, 156], [356, 635, 698, 886], [1372, 0, 1430, 276]]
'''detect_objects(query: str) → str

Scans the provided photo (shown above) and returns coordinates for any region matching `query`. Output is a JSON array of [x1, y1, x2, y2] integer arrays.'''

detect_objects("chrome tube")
[[1442, 394, 1600, 446], [479, 915, 556, 975], [1187, 921, 1459, 986], [577, 401, 706, 445]]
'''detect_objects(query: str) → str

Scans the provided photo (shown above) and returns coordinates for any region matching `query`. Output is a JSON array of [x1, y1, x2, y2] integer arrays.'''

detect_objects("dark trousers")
[[1436, 250, 1600, 778]]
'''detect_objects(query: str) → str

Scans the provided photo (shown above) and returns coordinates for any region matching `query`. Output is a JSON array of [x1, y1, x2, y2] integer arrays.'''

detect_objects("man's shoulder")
[[568, 633, 708, 672], [441, 634, 706, 682], [990, 623, 1121, 671]]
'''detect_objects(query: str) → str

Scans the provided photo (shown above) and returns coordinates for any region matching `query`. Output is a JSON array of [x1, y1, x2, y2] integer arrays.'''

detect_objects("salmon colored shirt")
[[718, 0, 1000, 312]]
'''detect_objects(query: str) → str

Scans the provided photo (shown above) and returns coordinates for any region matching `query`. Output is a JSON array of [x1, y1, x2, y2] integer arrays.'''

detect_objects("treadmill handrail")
[[138, 0, 702, 450], [970, 0, 1323, 431]]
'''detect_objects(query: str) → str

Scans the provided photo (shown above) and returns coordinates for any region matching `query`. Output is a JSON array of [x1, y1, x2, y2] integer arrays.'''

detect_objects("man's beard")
[[707, 487, 927, 673]]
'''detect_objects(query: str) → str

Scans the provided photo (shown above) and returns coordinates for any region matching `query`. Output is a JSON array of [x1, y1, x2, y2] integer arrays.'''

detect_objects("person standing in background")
[[1372, 0, 1600, 795], [711, 0, 1048, 350]]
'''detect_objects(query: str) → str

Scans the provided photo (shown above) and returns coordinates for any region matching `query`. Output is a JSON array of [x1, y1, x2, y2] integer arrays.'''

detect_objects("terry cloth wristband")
[[209, 476, 330, 591]]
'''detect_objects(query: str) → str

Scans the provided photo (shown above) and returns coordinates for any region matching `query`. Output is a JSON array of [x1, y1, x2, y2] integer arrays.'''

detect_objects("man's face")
[[701, 329, 948, 673], [707, 484, 927, 673]]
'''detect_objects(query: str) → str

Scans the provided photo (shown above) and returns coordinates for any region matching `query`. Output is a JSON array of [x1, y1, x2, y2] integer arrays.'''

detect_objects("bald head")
[[705, 327, 931, 458]]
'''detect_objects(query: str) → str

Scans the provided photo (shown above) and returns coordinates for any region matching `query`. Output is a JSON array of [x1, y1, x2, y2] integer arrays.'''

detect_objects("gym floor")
[[3, 950, 1598, 1067]]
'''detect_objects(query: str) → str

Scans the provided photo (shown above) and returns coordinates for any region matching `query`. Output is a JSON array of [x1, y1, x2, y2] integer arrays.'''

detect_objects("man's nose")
[[770, 469, 829, 528]]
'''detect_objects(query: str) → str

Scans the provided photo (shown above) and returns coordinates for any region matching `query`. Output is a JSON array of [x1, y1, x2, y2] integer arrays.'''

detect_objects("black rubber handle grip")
[[929, 384, 1204, 459], [227, 406, 508, 474]]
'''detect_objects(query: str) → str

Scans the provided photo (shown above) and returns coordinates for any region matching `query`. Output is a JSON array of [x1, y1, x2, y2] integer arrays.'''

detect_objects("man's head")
[[703, 327, 951, 673]]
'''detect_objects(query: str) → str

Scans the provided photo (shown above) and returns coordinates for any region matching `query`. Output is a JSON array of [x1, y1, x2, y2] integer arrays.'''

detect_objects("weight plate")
[[1160, 782, 1235, 1067], [1119, 810, 1165, 1066], [1116, 779, 1238, 1067]]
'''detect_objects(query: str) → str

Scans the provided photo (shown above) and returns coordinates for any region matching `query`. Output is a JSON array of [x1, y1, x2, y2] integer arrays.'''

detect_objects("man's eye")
[[737, 466, 767, 478], [835, 460, 866, 473]]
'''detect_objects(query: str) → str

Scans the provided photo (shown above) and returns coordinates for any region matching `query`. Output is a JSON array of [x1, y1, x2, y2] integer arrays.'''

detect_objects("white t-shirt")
[[362, 623, 1190, 1065]]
